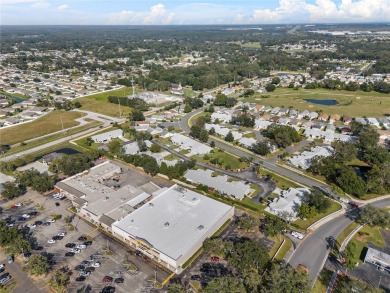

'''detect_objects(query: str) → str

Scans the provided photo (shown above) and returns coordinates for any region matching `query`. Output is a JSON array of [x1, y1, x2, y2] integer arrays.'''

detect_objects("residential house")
[[308, 112, 319, 120], [297, 110, 310, 119], [271, 107, 280, 115], [91, 129, 123, 143], [366, 118, 380, 127], [355, 117, 367, 125], [278, 108, 289, 116], [342, 115, 352, 125], [238, 137, 257, 148], [289, 110, 298, 118], [329, 114, 341, 124], [318, 113, 329, 122]]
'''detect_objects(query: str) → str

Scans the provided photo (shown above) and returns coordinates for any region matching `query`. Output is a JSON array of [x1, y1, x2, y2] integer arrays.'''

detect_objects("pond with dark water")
[[304, 99, 338, 106]]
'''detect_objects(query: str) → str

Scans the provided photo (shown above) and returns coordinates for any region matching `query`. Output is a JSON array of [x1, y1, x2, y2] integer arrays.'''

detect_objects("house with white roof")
[[366, 118, 380, 127], [308, 112, 319, 120], [238, 137, 257, 148], [171, 133, 212, 156], [255, 119, 272, 130], [91, 129, 123, 143], [204, 124, 242, 140], [211, 110, 233, 123], [289, 146, 334, 170], [297, 110, 310, 119], [265, 187, 310, 221]]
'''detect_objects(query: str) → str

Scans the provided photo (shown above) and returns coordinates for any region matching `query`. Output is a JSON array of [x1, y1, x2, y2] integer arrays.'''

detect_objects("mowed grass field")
[[243, 88, 390, 117], [0, 110, 85, 145], [76, 87, 134, 117]]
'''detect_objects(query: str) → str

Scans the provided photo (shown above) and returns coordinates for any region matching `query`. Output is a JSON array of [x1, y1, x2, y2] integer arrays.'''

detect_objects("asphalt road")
[[289, 198, 390, 282]]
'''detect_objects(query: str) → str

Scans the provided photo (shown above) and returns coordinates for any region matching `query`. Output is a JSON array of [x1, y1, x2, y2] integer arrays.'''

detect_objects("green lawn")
[[0, 110, 86, 146], [336, 222, 359, 250], [242, 88, 390, 117], [76, 87, 134, 117], [192, 150, 248, 171], [269, 236, 293, 261], [349, 225, 385, 264], [294, 201, 341, 230]]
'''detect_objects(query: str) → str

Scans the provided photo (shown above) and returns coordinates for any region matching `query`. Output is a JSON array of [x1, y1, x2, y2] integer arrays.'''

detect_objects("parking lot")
[[0, 192, 170, 293]]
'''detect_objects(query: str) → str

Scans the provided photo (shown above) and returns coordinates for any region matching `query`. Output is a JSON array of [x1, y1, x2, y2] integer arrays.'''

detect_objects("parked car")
[[27, 224, 36, 228], [92, 262, 101, 268], [14, 203, 23, 207], [102, 286, 115, 293], [0, 264, 4, 269], [42, 222, 51, 226], [11, 205, 19, 209], [77, 244, 87, 249], [70, 248, 81, 254], [291, 231, 304, 240], [32, 245, 43, 251], [47, 239, 56, 244], [85, 267, 95, 272], [83, 241, 93, 246], [349, 202, 359, 208], [5, 222, 14, 227], [22, 214, 30, 219], [103, 276, 113, 283], [34, 220, 43, 225], [79, 271, 91, 277], [211, 256, 220, 262], [75, 265, 85, 271], [65, 252, 75, 257], [81, 260, 89, 266], [191, 275, 201, 281], [114, 277, 124, 284], [0, 275, 11, 285], [57, 232, 66, 237], [0, 268, 4, 274], [46, 218, 56, 223], [86, 256, 94, 262], [65, 243, 76, 248], [7, 255, 13, 264], [52, 236, 63, 241], [78, 236, 87, 241], [75, 276, 86, 282]]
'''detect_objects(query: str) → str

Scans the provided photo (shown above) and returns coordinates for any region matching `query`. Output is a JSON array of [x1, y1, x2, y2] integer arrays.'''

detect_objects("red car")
[[11, 205, 18, 209], [103, 276, 113, 283], [211, 256, 220, 262], [350, 202, 359, 208]]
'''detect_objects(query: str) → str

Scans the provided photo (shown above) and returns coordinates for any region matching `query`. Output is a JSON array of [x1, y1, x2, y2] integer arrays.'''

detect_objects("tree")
[[210, 141, 215, 148], [336, 166, 366, 198], [167, 282, 186, 293], [208, 127, 216, 135], [129, 109, 145, 121], [204, 276, 246, 293], [203, 237, 226, 257], [357, 127, 379, 151], [265, 124, 300, 148], [183, 104, 192, 113], [334, 275, 379, 293], [149, 143, 162, 153], [73, 101, 81, 108], [362, 146, 390, 166], [302, 190, 331, 214], [237, 214, 259, 232], [108, 138, 123, 156], [271, 76, 281, 84], [229, 239, 269, 272], [224, 131, 234, 142], [332, 141, 357, 163], [31, 174, 54, 193], [1, 181, 23, 199], [261, 262, 311, 293], [199, 129, 209, 143], [358, 205, 390, 228], [343, 242, 356, 270], [48, 268, 71, 293], [23, 255, 50, 276], [265, 216, 287, 240], [265, 83, 276, 92], [298, 203, 317, 220], [251, 141, 271, 155], [49, 154, 92, 176]]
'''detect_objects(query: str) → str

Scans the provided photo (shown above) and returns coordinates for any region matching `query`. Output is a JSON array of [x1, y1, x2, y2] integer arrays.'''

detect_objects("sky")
[[1, 0, 390, 25]]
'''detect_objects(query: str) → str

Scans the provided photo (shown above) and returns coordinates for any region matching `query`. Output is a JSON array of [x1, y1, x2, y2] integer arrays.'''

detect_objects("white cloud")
[[246, 0, 390, 23], [143, 3, 166, 24], [30, 1, 50, 9], [108, 10, 134, 24], [58, 4, 69, 11]]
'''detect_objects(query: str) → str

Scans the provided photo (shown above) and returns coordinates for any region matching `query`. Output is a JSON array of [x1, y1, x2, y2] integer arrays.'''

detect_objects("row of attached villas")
[[55, 160, 234, 273]]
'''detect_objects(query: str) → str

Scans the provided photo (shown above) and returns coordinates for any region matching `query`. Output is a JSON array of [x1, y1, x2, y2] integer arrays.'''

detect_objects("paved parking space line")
[[86, 227, 99, 237], [162, 272, 175, 286]]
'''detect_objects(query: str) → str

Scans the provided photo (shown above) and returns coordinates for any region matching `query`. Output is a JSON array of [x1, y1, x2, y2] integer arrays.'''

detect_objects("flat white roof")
[[113, 185, 233, 260]]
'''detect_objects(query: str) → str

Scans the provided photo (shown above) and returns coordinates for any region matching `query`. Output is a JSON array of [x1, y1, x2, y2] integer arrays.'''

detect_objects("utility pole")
[[118, 98, 122, 118], [131, 77, 135, 98], [60, 115, 65, 134], [379, 275, 382, 288]]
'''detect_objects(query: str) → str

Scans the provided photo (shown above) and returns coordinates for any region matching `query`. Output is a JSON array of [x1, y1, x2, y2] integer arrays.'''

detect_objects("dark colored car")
[[0, 268, 4, 274], [32, 245, 43, 251], [85, 267, 95, 272], [65, 243, 76, 248], [52, 236, 63, 241], [55, 202, 60, 207], [350, 202, 359, 208], [103, 276, 113, 283], [42, 222, 51, 226], [34, 220, 43, 225], [102, 287, 115, 293], [65, 252, 75, 257], [191, 275, 201, 281], [78, 236, 87, 241], [29, 211, 38, 216], [81, 261, 89, 266], [76, 276, 86, 282], [114, 277, 124, 284], [75, 265, 85, 271], [17, 217, 26, 221], [83, 241, 93, 246]]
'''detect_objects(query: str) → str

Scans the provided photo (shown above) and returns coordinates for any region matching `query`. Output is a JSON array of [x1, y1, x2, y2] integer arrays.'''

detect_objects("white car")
[[91, 262, 101, 268], [71, 248, 81, 254], [27, 224, 36, 228], [46, 218, 56, 223], [57, 232, 66, 237], [22, 214, 31, 218], [77, 244, 87, 249], [6, 223, 14, 227], [291, 231, 304, 240], [0, 264, 4, 269], [47, 239, 56, 244], [14, 203, 23, 207]]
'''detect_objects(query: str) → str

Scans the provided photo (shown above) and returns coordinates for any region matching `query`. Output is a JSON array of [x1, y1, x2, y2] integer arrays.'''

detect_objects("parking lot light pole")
[[379, 275, 382, 288]]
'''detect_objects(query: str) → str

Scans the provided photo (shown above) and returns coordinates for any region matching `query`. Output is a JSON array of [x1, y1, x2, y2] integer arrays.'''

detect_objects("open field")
[[0, 110, 85, 145], [228, 41, 261, 48], [76, 87, 134, 117], [1, 120, 101, 157], [243, 88, 390, 117], [192, 150, 248, 171]]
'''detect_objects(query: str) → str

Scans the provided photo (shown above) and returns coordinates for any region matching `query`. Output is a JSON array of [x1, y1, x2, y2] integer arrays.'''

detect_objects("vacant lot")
[[76, 87, 133, 117], [243, 88, 390, 117], [0, 110, 85, 146]]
